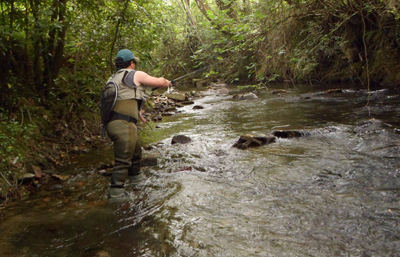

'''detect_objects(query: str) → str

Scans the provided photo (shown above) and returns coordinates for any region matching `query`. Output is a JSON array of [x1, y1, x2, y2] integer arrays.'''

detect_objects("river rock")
[[167, 99, 176, 105], [96, 251, 111, 257], [234, 92, 258, 100], [152, 115, 163, 121], [17, 173, 35, 184], [164, 106, 177, 112], [51, 184, 64, 190], [99, 169, 111, 176], [182, 100, 195, 105], [193, 105, 204, 110], [143, 145, 154, 150], [210, 82, 227, 87], [273, 130, 306, 138], [165, 92, 187, 101], [317, 88, 343, 95], [140, 157, 158, 166], [271, 89, 287, 94], [172, 135, 192, 144], [233, 134, 276, 149], [273, 127, 337, 138], [98, 163, 111, 170], [189, 91, 202, 97], [219, 88, 230, 94]]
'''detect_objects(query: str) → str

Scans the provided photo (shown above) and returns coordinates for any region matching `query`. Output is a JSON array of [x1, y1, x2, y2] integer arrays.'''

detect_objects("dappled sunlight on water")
[[1, 85, 400, 256]]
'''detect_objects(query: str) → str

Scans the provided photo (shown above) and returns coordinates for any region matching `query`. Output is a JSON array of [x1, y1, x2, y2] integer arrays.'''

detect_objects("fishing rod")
[[151, 65, 209, 91]]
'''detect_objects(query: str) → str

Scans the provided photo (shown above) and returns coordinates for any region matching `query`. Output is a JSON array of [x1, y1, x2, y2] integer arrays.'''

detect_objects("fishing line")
[[151, 65, 210, 91]]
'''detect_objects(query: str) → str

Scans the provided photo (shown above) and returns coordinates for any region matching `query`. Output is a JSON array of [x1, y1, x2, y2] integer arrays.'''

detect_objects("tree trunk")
[[109, 0, 130, 74], [194, 0, 233, 36], [30, 0, 43, 90], [180, 0, 204, 45], [50, 0, 68, 83], [42, 0, 60, 95], [40, 0, 68, 98], [215, 0, 238, 22]]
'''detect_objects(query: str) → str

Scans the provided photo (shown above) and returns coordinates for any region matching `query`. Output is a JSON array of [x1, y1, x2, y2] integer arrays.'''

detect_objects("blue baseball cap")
[[116, 49, 140, 62]]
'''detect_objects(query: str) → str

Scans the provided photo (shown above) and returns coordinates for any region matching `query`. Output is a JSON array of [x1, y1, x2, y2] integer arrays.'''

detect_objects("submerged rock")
[[273, 127, 338, 138], [140, 157, 158, 166], [219, 88, 229, 94], [172, 135, 192, 144], [193, 105, 204, 110], [161, 112, 175, 116], [151, 115, 163, 122], [210, 82, 227, 88], [353, 119, 385, 135], [270, 89, 287, 94], [316, 88, 343, 95], [182, 100, 195, 105], [234, 92, 258, 100], [163, 106, 177, 112], [273, 130, 307, 138], [233, 134, 276, 149], [96, 251, 111, 257]]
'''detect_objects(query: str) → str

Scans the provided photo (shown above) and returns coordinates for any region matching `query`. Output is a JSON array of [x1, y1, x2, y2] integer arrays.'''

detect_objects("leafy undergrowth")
[[0, 110, 104, 209]]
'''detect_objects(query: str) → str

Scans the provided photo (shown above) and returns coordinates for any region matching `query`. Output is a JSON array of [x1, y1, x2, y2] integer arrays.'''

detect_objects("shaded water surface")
[[1, 85, 400, 256]]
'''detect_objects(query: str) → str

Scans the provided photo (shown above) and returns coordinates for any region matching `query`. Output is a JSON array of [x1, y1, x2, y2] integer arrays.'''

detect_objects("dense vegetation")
[[1, 0, 399, 199]]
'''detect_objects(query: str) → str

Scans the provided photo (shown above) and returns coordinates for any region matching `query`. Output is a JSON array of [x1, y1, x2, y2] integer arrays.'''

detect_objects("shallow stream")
[[1, 84, 400, 256]]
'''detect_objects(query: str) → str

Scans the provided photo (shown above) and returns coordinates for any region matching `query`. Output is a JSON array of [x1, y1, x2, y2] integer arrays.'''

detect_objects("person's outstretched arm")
[[134, 71, 171, 88]]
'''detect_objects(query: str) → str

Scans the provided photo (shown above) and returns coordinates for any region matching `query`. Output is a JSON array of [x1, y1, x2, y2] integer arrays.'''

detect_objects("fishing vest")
[[107, 69, 146, 101], [99, 69, 145, 137]]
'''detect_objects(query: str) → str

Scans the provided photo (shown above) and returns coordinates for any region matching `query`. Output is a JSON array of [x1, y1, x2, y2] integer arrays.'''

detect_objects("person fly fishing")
[[102, 49, 172, 198]]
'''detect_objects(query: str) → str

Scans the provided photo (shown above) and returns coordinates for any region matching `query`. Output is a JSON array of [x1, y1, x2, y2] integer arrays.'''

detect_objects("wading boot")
[[128, 172, 144, 186], [108, 170, 128, 198], [128, 165, 143, 188], [108, 186, 127, 198]]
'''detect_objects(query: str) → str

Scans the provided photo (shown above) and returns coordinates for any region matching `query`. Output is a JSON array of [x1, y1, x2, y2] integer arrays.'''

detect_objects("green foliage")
[[154, 0, 400, 86], [237, 84, 266, 91], [0, 0, 168, 118], [0, 121, 37, 170]]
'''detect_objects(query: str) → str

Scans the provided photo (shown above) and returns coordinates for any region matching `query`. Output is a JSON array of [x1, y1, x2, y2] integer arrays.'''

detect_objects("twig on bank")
[[0, 172, 12, 187], [361, 10, 372, 118], [0, 172, 13, 208]]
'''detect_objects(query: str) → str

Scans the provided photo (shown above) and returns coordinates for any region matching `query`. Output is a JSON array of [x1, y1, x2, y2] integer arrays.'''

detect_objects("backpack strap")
[[122, 70, 137, 88], [101, 81, 118, 138], [122, 70, 138, 98]]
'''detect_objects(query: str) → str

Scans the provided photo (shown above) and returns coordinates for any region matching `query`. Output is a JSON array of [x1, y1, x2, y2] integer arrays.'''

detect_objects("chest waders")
[[101, 69, 144, 198]]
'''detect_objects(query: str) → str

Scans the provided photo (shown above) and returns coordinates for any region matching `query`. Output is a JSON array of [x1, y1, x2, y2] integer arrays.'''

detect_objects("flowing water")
[[1, 85, 400, 257]]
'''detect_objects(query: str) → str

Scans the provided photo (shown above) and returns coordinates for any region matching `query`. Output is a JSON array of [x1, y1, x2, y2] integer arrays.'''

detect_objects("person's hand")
[[163, 78, 172, 87], [139, 112, 147, 123]]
